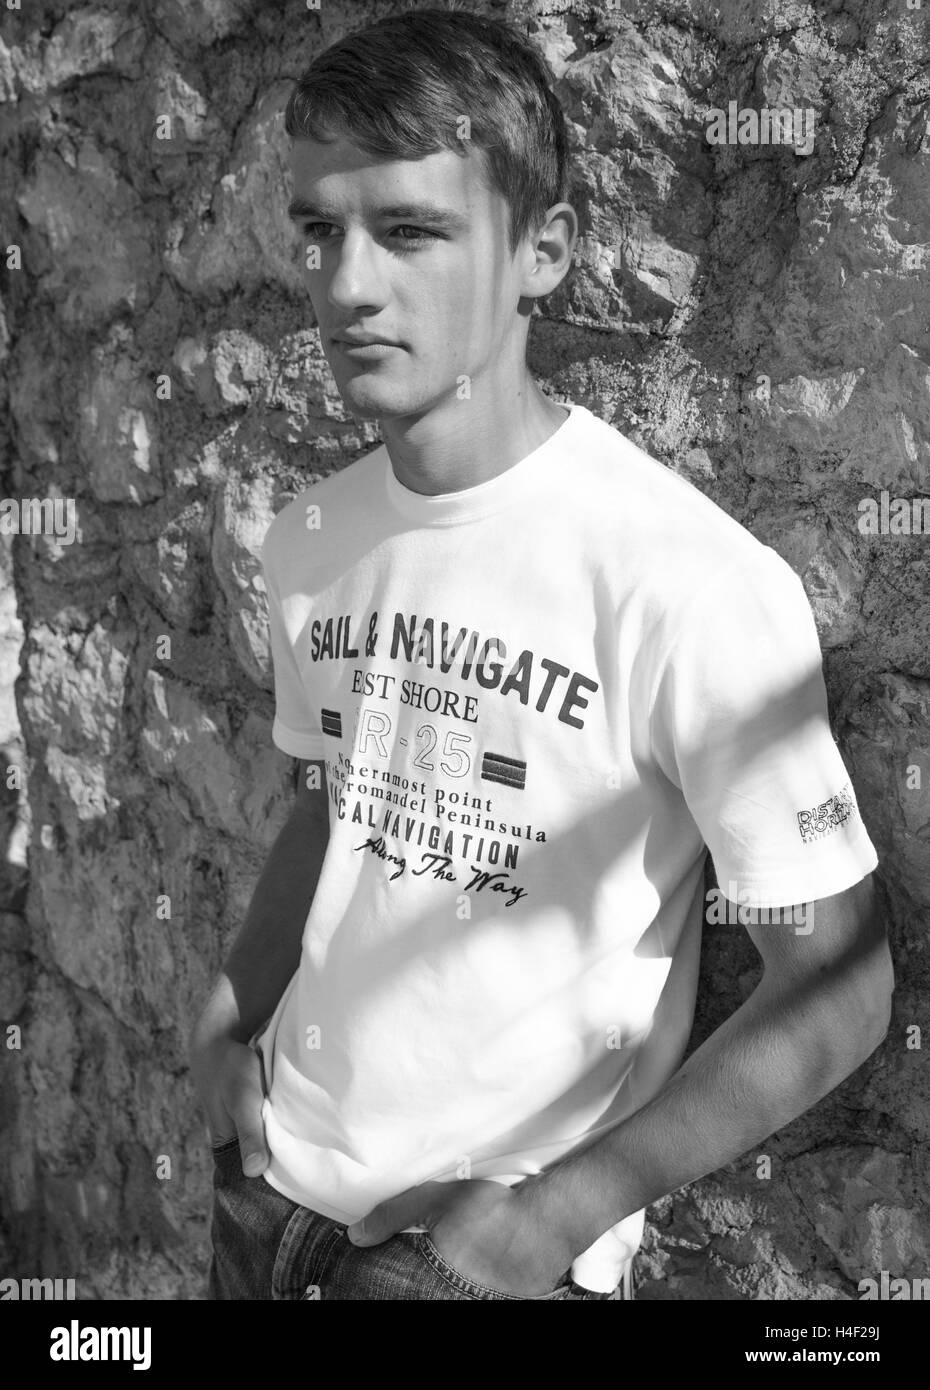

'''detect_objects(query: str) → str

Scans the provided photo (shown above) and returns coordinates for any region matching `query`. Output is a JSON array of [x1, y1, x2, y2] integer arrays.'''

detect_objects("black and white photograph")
[[0, 0, 927, 1361]]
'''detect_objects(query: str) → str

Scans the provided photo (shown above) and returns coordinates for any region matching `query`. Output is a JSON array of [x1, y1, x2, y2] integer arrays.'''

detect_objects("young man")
[[191, 8, 893, 1301]]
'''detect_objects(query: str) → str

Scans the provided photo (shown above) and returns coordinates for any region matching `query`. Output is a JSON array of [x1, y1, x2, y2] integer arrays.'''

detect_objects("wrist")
[[189, 980, 259, 1058], [515, 1150, 625, 1257], [189, 1019, 253, 1078], [513, 1171, 588, 1261]]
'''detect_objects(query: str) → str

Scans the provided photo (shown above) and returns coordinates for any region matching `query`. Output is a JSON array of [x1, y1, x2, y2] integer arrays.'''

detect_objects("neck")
[[379, 369, 569, 497]]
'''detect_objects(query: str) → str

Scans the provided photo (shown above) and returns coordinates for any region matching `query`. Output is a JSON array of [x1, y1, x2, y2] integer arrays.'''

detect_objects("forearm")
[[191, 801, 328, 1050], [525, 956, 890, 1255]]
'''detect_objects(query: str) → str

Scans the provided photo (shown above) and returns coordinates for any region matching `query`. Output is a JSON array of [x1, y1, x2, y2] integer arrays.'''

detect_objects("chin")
[[336, 376, 434, 423], [338, 392, 385, 422]]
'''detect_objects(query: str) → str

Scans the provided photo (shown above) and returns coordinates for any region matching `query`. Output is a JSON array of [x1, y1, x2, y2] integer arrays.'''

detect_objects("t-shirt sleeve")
[[649, 548, 878, 908], [260, 534, 326, 762]]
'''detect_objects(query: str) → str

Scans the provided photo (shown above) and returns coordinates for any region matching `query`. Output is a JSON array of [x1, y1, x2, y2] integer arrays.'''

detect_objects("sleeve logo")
[[797, 783, 857, 843]]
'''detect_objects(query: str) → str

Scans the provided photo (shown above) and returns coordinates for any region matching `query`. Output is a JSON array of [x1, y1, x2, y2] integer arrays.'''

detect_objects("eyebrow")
[[286, 197, 470, 230]]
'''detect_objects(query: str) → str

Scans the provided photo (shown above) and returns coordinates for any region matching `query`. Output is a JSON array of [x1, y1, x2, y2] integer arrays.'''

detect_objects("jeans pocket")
[[210, 1136, 241, 1155], [210, 1136, 243, 1187], [413, 1232, 573, 1301]]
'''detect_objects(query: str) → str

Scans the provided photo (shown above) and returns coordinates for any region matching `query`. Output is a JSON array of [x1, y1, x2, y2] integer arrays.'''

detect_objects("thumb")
[[235, 1113, 269, 1177], [224, 1048, 269, 1177], [347, 1181, 446, 1246], [228, 1092, 269, 1178]]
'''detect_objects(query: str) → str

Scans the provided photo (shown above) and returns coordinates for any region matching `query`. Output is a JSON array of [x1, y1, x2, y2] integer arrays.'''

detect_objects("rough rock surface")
[[0, 1, 927, 1300]]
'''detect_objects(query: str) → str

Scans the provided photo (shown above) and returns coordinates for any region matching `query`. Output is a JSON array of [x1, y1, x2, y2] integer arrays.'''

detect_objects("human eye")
[[387, 225, 441, 252], [301, 221, 338, 240]]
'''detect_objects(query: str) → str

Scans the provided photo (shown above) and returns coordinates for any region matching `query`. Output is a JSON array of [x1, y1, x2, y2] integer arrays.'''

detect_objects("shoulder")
[[260, 444, 386, 572], [567, 405, 803, 601]]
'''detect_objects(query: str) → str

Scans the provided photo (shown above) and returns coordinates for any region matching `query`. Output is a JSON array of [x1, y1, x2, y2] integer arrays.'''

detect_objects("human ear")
[[519, 202, 578, 301]]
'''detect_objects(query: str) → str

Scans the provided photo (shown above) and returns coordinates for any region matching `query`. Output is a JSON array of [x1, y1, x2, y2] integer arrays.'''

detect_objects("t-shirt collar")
[[383, 402, 584, 525]]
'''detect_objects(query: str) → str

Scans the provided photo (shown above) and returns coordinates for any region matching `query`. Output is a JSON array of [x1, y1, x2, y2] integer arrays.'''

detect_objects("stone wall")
[[0, 0, 927, 1299]]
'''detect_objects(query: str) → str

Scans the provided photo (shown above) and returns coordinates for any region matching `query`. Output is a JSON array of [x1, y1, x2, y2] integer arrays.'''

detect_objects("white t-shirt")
[[254, 402, 878, 1292]]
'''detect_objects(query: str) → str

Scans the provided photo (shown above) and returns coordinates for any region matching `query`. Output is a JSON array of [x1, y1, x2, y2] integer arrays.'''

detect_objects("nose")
[[325, 228, 388, 316]]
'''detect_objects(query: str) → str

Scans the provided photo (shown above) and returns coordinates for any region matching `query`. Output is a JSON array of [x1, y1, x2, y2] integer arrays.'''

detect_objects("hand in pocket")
[[192, 1037, 269, 1176]]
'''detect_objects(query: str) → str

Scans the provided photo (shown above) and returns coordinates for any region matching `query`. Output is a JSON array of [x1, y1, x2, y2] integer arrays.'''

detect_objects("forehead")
[[288, 134, 501, 223]]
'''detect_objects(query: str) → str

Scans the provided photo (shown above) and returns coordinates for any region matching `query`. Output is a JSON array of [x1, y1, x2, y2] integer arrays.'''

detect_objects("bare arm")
[[189, 757, 330, 1167], [522, 873, 894, 1253], [350, 874, 895, 1297]]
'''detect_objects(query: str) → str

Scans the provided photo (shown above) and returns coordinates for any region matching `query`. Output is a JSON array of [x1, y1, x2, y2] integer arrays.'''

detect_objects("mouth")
[[331, 337, 405, 362], [334, 340, 402, 355]]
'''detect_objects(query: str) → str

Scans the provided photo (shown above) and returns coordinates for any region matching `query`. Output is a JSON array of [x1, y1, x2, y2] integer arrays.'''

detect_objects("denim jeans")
[[206, 1138, 634, 1301]]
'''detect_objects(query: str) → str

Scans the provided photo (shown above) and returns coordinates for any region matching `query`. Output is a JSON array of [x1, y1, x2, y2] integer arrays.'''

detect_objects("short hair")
[[284, 6, 572, 254]]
